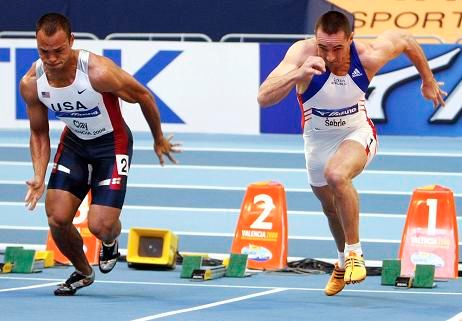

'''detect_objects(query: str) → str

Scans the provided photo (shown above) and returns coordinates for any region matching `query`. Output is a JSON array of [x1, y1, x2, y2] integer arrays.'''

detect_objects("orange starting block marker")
[[231, 181, 288, 270], [46, 192, 101, 265], [399, 185, 459, 279]]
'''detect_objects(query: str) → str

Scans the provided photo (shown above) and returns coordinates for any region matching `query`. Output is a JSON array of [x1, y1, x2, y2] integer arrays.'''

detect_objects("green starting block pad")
[[383, 260, 436, 289], [13, 249, 43, 273], [180, 255, 203, 278], [4, 246, 24, 264], [413, 264, 436, 288], [192, 265, 226, 281], [381, 259, 401, 286], [225, 253, 250, 277], [4, 247, 43, 273]]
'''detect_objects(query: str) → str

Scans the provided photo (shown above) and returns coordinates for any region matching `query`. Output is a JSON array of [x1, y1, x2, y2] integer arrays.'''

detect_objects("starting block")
[[381, 259, 401, 286], [395, 276, 413, 288], [413, 264, 436, 288], [4, 246, 23, 263], [3, 247, 42, 273], [2, 246, 24, 273], [381, 259, 436, 288], [0, 262, 13, 273], [192, 265, 226, 281], [225, 253, 250, 277], [180, 255, 203, 278], [35, 250, 55, 268], [180, 253, 250, 280]]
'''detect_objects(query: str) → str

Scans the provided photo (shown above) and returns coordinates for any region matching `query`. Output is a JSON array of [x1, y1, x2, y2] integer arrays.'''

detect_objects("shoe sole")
[[98, 258, 118, 274], [54, 279, 94, 296], [325, 287, 345, 296], [54, 289, 77, 296]]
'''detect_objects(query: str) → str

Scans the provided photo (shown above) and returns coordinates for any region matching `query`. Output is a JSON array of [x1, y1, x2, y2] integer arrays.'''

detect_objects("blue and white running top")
[[297, 42, 373, 134], [36, 50, 122, 140]]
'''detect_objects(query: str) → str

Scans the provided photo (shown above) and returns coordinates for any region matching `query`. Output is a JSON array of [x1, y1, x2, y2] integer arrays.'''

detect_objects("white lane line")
[[5, 231, 453, 246], [2, 142, 462, 157], [130, 288, 287, 321], [0, 281, 57, 292], [2, 161, 462, 177], [0, 202, 409, 218], [365, 169, 462, 177], [0, 143, 301, 154], [0, 225, 49, 231], [446, 312, 462, 321], [0, 161, 32, 166], [3, 180, 457, 196], [1, 276, 462, 296], [0, 226, 403, 243]]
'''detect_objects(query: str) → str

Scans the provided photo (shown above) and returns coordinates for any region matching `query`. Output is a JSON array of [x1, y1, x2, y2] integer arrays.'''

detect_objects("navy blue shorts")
[[47, 126, 133, 208]]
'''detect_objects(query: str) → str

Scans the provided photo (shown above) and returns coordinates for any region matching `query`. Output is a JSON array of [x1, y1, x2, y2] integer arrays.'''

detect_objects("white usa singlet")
[[297, 42, 377, 187], [36, 50, 121, 140]]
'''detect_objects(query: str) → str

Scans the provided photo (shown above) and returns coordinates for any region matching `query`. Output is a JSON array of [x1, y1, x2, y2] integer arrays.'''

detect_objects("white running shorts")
[[303, 125, 378, 187]]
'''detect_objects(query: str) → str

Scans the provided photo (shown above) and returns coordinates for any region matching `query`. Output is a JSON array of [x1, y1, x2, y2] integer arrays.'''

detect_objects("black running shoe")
[[98, 239, 120, 274], [54, 270, 95, 296]]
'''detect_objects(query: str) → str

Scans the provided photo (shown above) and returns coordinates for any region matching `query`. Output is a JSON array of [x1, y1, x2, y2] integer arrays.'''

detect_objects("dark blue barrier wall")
[[0, 0, 349, 41]]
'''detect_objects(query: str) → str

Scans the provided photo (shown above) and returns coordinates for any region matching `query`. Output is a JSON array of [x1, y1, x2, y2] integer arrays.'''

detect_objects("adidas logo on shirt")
[[352, 68, 362, 78]]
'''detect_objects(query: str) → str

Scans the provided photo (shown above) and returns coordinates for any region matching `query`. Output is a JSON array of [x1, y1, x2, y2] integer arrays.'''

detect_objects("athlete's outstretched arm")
[[89, 55, 180, 166], [368, 30, 446, 108], [257, 39, 324, 107], [20, 65, 51, 210]]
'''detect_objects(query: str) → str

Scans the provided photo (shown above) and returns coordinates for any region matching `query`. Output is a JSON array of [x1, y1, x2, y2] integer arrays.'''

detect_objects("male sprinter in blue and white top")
[[20, 13, 180, 295], [258, 11, 445, 296]]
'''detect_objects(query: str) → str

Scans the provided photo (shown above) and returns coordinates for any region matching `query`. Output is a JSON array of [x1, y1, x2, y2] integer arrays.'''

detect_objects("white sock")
[[103, 240, 115, 247], [345, 242, 363, 256], [337, 251, 345, 269]]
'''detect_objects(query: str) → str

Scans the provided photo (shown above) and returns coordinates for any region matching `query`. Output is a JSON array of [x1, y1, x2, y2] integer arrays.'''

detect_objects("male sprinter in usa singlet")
[[20, 13, 180, 295], [258, 11, 446, 296]]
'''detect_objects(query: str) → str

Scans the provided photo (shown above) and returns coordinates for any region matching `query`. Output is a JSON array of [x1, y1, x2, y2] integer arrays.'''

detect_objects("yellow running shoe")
[[324, 263, 345, 296], [344, 252, 366, 284]]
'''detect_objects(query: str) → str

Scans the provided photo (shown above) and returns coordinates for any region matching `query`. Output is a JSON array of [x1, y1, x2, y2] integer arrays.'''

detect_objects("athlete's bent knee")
[[47, 212, 73, 229], [324, 169, 348, 190], [88, 219, 119, 240]]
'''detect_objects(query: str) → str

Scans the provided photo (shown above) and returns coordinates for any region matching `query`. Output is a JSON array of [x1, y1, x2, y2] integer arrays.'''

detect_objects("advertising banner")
[[0, 39, 260, 134], [328, 0, 462, 43], [260, 43, 462, 136]]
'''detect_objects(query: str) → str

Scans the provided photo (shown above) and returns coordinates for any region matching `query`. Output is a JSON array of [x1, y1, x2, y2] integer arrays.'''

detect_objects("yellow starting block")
[[35, 250, 55, 268]]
